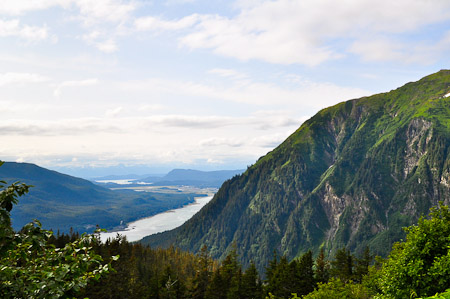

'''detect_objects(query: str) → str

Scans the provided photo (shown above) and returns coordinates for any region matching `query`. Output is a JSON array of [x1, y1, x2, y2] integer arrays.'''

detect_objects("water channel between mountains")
[[100, 194, 214, 242]]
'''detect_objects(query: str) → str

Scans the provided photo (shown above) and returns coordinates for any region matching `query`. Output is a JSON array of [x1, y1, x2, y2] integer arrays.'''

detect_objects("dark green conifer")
[[240, 262, 263, 299], [191, 245, 212, 299], [330, 247, 353, 282], [314, 247, 330, 284]]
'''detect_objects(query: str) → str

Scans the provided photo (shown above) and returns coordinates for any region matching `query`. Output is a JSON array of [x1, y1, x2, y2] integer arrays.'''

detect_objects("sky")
[[1, 0, 450, 177]]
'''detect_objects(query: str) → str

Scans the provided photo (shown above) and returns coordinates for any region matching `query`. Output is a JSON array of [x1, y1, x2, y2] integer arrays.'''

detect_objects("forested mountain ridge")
[[142, 70, 450, 273]]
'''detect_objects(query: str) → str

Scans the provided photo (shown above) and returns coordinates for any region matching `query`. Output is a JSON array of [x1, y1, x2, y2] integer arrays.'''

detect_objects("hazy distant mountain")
[[0, 162, 201, 233], [92, 174, 160, 181], [142, 70, 450, 273], [139, 169, 245, 188]]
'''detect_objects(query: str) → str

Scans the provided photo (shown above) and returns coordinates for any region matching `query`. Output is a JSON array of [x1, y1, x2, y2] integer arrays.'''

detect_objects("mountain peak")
[[142, 71, 450, 273]]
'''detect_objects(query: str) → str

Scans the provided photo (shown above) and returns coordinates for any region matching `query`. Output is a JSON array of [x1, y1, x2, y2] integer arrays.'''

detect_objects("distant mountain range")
[[142, 70, 450, 273], [92, 174, 157, 181], [139, 169, 245, 188], [93, 169, 244, 188], [0, 162, 203, 233]]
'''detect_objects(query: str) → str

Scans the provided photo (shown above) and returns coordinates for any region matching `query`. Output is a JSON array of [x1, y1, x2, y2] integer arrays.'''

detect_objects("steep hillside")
[[142, 70, 450, 272], [0, 162, 200, 233]]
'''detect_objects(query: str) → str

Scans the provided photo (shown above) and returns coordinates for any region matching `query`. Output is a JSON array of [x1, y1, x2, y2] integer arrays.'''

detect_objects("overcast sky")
[[1, 0, 450, 176]]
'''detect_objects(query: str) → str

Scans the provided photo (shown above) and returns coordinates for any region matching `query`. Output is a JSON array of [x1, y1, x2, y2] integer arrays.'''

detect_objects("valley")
[[1, 162, 233, 235], [100, 193, 214, 242]]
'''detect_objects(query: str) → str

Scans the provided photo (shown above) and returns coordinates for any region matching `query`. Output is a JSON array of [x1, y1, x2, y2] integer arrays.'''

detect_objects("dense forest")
[[59, 203, 450, 299], [2, 173, 450, 298]]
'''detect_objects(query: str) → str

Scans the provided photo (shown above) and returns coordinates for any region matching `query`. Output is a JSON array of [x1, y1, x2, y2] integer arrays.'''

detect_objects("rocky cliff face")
[[142, 70, 450, 273]]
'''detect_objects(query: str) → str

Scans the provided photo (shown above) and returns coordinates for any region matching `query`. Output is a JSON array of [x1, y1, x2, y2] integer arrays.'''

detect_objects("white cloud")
[[138, 104, 165, 112], [200, 137, 244, 148], [0, 19, 50, 41], [95, 39, 118, 53], [208, 68, 249, 80], [0, 72, 50, 86], [249, 133, 290, 148], [199, 133, 292, 150], [350, 31, 450, 64], [0, 112, 299, 137], [72, 0, 136, 52], [120, 75, 368, 109], [74, 0, 135, 25], [59, 78, 99, 87], [164, 0, 197, 5], [0, 1, 136, 52], [0, 0, 69, 15], [81, 30, 101, 42], [0, 118, 122, 136], [141, 115, 237, 129], [54, 78, 99, 97], [135, 14, 199, 32], [81, 30, 119, 53], [105, 106, 123, 117], [132, 0, 450, 65]]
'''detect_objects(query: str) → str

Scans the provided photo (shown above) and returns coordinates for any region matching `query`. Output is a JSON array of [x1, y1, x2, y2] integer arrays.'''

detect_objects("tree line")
[[2, 170, 450, 298], [47, 230, 371, 299]]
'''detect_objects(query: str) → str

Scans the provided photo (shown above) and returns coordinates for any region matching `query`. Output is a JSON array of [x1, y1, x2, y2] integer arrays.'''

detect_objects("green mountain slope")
[[0, 162, 200, 233], [141, 70, 450, 272]]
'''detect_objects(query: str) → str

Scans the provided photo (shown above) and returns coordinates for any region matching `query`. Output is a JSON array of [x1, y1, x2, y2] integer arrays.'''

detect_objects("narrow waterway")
[[100, 195, 213, 242]]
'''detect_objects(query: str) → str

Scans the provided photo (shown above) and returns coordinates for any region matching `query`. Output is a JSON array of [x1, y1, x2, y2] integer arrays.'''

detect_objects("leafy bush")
[[299, 278, 371, 299], [376, 203, 450, 298], [0, 161, 116, 298]]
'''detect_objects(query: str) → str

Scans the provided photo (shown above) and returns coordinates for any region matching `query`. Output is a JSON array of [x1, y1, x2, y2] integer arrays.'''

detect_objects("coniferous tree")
[[314, 248, 330, 284], [354, 246, 373, 283], [330, 247, 353, 282], [159, 265, 186, 299], [227, 267, 242, 299], [191, 245, 212, 299], [206, 268, 226, 299], [296, 250, 316, 295], [265, 250, 279, 285], [266, 256, 292, 298], [240, 262, 263, 299]]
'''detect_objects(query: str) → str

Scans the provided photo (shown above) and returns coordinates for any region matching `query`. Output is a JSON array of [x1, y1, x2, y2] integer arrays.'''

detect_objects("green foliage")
[[191, 244, 213, 299], [420, 289, 450, 299], [300, 278, 371, 299], [314, 248, 330, 284], [78, 237, 206, 298], [330, 247, 353, 282], [376, 203, 450, 298], [354, 246, 373, 283], [264, 251, 316, 298], [0, 175, 30, 254], [0, 163, 114, 298], [241, 262, 263, 299]]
